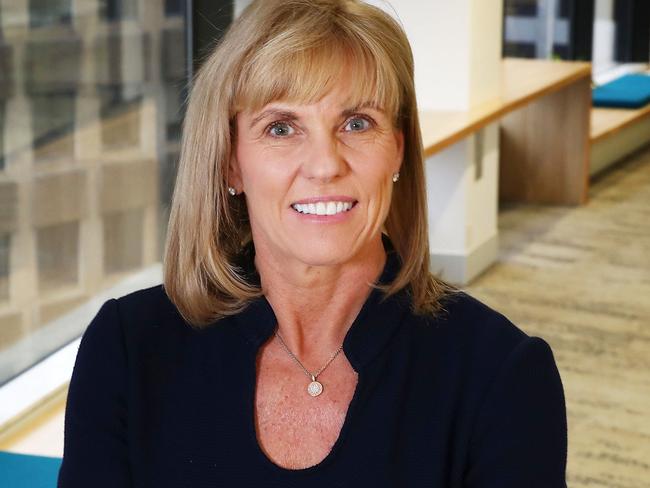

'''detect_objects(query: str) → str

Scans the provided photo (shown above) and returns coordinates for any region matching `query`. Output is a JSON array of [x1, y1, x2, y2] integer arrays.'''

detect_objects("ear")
[[228, 151, 243, 192], [394, 129, 405, 172], [227, 114, 244, 192]]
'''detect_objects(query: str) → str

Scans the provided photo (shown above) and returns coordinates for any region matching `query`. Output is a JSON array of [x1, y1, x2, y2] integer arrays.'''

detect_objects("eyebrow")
[[248, 101, 384, 130]]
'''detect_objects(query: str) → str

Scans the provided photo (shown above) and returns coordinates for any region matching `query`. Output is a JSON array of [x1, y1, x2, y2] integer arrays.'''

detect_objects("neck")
[[253, 235, 387, 363]]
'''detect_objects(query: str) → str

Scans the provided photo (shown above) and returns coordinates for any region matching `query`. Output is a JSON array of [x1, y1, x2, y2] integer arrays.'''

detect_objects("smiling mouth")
[[291, 200, 358, 216]]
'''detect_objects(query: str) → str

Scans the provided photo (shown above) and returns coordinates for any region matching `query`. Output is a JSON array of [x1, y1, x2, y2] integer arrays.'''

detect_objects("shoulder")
[[406, 290, 555, 388], [115, 283, 169, 310], [416, 289, 529, 351], [106, 284, 194, 346], [114, 283, 181, 323], [429, 294, 569, 483]]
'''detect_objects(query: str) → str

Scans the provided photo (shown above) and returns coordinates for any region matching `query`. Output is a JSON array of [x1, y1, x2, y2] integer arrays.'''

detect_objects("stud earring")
[[392, 172, 400, 183], [228, 186, 237, 196]]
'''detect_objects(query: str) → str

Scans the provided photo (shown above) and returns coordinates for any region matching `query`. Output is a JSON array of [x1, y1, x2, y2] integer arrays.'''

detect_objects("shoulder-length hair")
[[163, 0, 458, 327]]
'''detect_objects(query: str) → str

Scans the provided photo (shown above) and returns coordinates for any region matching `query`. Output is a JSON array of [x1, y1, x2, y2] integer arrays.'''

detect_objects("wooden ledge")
[[419, 58, 592, 157]]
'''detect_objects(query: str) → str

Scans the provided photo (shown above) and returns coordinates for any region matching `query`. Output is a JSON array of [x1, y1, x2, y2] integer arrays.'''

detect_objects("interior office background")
[[0, 0, 648, 476]]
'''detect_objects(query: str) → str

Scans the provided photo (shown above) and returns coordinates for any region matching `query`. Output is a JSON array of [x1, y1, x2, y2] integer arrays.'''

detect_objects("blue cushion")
[[0, 451, 62, 488], [592, 73, 650, 109]]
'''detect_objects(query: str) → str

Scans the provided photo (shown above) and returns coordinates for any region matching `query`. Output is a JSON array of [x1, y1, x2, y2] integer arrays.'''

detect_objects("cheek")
[[355, 148, 397, 215], [242, 156, 295, 195], [237, 143, 273, 188], [237, 145, 297, 216], [354, 146, 398, 188]]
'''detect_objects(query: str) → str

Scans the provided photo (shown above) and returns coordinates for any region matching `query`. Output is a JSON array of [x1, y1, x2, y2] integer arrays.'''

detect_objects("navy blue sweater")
[[58, 238, 567, 487]]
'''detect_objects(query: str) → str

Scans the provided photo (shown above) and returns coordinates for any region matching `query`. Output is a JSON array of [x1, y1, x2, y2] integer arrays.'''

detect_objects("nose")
[[300, 130, 347, 183]]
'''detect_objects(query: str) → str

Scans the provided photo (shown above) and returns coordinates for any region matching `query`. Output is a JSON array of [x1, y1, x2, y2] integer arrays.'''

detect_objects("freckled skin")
[[254, 337, 358, 469]]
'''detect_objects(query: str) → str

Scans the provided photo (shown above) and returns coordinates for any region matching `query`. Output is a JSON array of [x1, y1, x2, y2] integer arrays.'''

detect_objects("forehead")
[[245, 86, 384, 117], [231, 40, 400, 121]]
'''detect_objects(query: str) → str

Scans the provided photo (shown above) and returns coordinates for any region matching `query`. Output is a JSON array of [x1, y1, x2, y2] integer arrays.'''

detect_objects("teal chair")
[[0, 451, 62, 488]]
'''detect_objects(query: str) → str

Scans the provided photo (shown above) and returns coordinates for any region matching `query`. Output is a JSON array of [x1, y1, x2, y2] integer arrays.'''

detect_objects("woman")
[[58, 0, 568, 486]]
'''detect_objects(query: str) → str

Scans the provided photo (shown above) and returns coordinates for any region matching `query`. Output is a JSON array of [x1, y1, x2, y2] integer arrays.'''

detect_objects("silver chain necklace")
[[274, 330, 344, 397]]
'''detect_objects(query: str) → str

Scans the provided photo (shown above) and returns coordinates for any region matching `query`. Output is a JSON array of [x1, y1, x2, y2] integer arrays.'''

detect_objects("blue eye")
[[268, 122, 294, 137], [345, 116, 371, 132]]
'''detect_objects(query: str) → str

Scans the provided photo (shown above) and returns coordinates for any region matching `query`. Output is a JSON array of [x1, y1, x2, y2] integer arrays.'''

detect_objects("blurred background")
[[0, 1, 648, 486]]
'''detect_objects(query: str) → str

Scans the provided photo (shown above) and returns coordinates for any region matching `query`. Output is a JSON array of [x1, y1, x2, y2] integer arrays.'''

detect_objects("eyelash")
[[265, 114, 375, 137]]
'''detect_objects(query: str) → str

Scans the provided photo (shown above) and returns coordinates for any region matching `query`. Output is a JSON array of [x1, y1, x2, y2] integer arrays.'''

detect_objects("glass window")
[[0, 101, 5, 171], [165, 0, 184, 17], [0, 180, 16, 304], [103, 209, 145, 274], [503, 0, 649, 77], [0, 234, 8, 301], [0, 0, 191, 386], [31, 94, 76, 160], [503, 0, 578, 59], [29, 0, 72, 28], [99, 88, 143, 150], [99, 0, 139, 21], [612, 0, 650, 63], [36, 222, 80, 293], [24, 38, 82, 95]]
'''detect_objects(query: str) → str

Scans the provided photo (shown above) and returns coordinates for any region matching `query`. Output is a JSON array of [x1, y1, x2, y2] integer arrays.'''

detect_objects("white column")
[[370, 0, 503, 284]]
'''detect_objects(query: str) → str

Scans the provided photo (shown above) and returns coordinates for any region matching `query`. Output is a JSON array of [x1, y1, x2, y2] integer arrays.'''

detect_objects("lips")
[[290, 195, 357, 205]]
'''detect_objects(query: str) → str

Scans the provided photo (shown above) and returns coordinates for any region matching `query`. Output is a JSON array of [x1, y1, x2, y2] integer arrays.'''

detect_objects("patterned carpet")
[[465, 145, 650, 487]]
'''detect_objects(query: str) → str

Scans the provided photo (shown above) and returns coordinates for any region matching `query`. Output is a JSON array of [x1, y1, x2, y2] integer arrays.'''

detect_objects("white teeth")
[[291, 201, 355, 215]]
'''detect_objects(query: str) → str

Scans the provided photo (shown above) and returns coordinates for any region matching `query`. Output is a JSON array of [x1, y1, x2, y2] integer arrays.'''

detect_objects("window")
[[103, 209, 145, 274], [29, 0, 72, 28], [0, 101, 5, 171], [99, 0, 139, 21], [0, 0, 244, 433], [612, 0, 650, 63], [165, 0, 184, 17], [0, 0, 191, 388], [0, 181, 16, 302], [30, 95, 75, 161], [99, 89, 143, 150], [0, 234, 8, 301], [503, 0, 650, 77], [503, 0, 594, 60], [36, 222, 80, 293]]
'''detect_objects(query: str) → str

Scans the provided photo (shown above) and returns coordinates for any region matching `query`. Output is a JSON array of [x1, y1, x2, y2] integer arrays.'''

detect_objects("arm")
[[58, 299, 132, 487], [464, 336, 568, 488]]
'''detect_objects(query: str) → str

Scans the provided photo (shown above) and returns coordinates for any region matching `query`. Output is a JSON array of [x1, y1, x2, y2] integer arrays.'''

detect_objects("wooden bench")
[[419, 58, 592, 205], [590, 67, 650, 176]]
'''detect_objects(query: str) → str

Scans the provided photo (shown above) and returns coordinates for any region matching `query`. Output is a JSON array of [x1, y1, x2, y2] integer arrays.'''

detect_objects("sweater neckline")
[[232, 233, 411, 372]]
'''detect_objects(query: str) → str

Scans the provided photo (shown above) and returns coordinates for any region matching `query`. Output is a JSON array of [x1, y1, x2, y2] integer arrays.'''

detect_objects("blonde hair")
[[163, 0, 458, 327]]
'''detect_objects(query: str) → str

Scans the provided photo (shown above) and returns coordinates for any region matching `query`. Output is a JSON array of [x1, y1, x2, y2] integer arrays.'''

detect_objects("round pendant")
[[307, 380, 323, 397]]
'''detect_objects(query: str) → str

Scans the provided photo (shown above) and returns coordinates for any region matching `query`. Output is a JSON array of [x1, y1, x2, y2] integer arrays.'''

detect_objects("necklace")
[[274, 330, 344, 397]]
